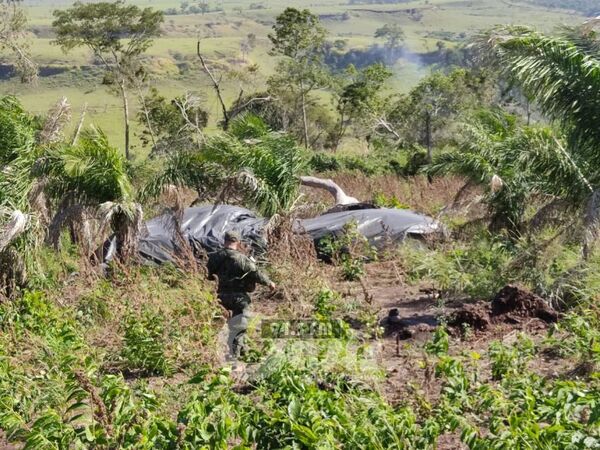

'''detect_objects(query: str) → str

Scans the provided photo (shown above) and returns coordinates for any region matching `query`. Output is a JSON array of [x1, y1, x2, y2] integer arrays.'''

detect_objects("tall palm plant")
[[144, 114, 308, 217], [0, 96, 43, 295], [427, 109, 585, 235], [45, 128, 143, 260], [477, 22, 600, 250], [478, 23, 600, 158]]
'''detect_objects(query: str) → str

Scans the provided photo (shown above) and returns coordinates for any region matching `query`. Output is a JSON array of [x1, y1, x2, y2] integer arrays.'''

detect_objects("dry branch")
[[197, 40, 230, 129], [300, 176, 359, 205], [0, 210, 28, 252]]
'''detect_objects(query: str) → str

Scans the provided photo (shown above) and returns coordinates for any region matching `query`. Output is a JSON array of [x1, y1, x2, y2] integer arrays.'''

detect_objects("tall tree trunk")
[[119, 80, 131, 160], [137, 86, 156, 148], [300, 81, 309, 149], [425, 111, 433, 183], [425, 111, 432, 163]]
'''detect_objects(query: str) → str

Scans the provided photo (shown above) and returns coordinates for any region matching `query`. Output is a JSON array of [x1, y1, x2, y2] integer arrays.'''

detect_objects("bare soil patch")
[[448, 285, 559, 334]]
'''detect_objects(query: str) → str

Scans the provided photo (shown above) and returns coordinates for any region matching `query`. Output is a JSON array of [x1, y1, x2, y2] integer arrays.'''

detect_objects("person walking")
[[207, 230, 276, 360]]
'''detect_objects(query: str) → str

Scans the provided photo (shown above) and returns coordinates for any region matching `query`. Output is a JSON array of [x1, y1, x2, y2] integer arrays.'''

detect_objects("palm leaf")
[[478, 25, 600, 160]]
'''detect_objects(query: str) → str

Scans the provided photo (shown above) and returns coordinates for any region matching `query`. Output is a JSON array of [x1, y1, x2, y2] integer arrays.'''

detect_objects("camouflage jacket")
[[207, 248, 272, 294]]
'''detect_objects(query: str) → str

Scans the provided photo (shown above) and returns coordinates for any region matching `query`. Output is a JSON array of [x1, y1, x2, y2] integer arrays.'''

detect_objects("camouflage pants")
[[219, 292, 251, 358]]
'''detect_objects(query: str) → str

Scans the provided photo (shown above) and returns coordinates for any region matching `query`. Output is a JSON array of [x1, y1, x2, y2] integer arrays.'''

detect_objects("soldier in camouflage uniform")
[[207, 230, 276, 359]]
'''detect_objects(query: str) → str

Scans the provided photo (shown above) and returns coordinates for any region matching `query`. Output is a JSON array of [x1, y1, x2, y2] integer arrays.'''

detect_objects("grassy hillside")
[[2, 0, 579, 155]]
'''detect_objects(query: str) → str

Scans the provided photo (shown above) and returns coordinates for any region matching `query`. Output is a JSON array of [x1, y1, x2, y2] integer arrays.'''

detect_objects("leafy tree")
[[240, 33, 257, 61], [389, 68, 494, 162], [52, 1, 164, 160], [268, 8, 330, 148], [0, 0, 37, 82], [331, 63, 392, 149], [136, 88, 208, 156], [374, 23, 405, 60]]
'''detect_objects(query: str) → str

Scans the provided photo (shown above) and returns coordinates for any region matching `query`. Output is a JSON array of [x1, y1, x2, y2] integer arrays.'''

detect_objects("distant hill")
[[525, 0, 600, 16]]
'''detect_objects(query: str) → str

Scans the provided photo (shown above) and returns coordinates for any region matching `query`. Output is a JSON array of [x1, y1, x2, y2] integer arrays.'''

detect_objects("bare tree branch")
[[72, 102, 88, 146], [229, 95, 273, 119], [197, 40, 230, 130]]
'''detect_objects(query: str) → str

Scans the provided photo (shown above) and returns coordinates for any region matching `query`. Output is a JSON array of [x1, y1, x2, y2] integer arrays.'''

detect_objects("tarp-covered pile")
[[106, 205, 442, 264]]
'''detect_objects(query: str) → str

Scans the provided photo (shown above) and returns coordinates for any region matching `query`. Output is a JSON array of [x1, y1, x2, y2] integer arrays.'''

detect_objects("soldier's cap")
[[224, 230, 242, 243]]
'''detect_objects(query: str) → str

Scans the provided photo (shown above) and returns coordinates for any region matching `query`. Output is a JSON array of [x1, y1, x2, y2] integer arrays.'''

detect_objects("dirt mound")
[[448, 303, 490, 331], [448, 285, 558, 334], [491, 285, 558, 323]]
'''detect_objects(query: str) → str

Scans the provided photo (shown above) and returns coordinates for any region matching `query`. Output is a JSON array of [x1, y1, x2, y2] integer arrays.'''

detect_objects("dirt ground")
[[251, 259, 570, 450]]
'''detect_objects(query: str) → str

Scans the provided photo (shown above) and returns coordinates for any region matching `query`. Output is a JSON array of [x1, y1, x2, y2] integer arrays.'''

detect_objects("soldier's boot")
[[227, 308, 250, 359]]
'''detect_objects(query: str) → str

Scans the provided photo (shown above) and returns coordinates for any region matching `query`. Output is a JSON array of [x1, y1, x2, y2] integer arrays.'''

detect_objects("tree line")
[[3, 2, 600, 292]]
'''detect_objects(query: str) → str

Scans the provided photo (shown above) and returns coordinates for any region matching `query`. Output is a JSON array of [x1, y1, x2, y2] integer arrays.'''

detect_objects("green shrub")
[[319, 221, 377, 281], [308, 149, 409, 176], [314, 288, 339, 318], [120, 310, 173, 376]]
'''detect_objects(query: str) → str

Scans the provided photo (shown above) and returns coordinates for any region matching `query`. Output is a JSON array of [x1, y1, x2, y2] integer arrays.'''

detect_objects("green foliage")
[[425, 326, 449, 356], [427, 108, 585, 235], [480, 24, 600, 206], [268, 8, 326, 60], [120, 309, 173, 376], [0, 0, 37, 82], [179, 343, 426, 449], [374, 23, 405, 50], [399, 235, 512, 298], [47, 127, 133, 204], [52, 0, 164, 159], [0, 97, 46, 294], [489, 335, 535, 380], [137, 88, 208, 155], [545, 306, 600, 364], [389, 69, 495, 153], [319, 220, 377, 281], [431, 336, 600, 450], [313, 288, 339, 319], [373, 192, 410, 209], [147, 114, 307, 216], [308, 148, 407, 176], [52, 1, 163, 56], [0, 95, 40, 210], [329, 63, 393, 149], [0, 95, 36, 167], [267, 8, 332, 148]]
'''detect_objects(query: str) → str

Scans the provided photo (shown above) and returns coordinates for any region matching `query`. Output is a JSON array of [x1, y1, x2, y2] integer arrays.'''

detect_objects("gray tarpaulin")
[[298, 208, 442, 248], [105, 204, 441, 264]]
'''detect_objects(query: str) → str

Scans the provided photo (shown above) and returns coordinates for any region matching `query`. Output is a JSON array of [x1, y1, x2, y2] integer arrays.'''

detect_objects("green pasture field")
[[1, 0, 581, 156]]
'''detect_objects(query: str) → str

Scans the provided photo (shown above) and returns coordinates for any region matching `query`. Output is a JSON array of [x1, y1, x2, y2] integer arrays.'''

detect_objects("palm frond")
[[140, 150, 223, 202], [48, 127, 133, 204], [479, 25, 600, 158], [146, 115, 307, 216]]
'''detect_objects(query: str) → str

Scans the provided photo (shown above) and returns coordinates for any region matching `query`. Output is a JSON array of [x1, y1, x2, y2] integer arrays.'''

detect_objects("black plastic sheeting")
[[105, 204, 442, 264]]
